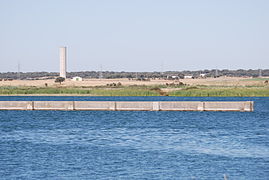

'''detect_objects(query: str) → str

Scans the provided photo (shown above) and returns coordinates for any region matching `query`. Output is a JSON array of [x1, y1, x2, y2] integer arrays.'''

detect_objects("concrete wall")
[[0, 101, 33, 110], [34, 101, 73, 110], [116, 101, 153, 111], [160, 101, 204, 111], [74, 101, 115, 110], [204, 101, 254, 111], [0, 101, 254, 111]]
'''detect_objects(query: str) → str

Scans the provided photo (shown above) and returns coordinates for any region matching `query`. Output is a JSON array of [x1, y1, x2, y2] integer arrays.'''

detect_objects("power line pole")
[[215, 69, 218, 77], [99, 65, 103, 79], [17, 62, 21, 80], [259, 69, 262, 77]]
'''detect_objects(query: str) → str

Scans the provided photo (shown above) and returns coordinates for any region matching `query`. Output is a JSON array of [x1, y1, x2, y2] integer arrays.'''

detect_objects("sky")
[[0, 0, 268, 72]]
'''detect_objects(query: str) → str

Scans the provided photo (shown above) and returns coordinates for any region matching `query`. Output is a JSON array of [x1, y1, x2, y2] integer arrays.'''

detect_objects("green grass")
[[241, 78, 269, 81], [0, 86, 159, 96], [169, 87, 269, 97], [0, 87, 86, 94], [89, 88, 159, 96], [0, 86, 268, 97]]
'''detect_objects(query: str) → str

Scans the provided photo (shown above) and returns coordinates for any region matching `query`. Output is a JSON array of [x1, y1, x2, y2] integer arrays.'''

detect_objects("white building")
[[184, 75, 193, 79], [167, 75, 179, 80], [72, 76, 83, 81]]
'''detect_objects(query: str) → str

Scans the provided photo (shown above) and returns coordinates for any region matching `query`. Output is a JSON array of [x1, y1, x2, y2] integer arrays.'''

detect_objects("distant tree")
[[55, 77, 65, 84]]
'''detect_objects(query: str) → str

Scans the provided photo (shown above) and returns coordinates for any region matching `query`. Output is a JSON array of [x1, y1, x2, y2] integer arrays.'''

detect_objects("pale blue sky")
[[0, 0, 268, 72]]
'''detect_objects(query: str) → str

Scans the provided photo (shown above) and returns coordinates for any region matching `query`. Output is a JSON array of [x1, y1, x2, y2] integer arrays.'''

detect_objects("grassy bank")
[[169, 87, 269, 97], [0, 86, 159, 96], [0, 86, 268, 96]]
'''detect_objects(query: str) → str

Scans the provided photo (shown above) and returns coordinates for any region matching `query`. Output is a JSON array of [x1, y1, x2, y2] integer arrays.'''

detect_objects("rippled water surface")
[[0, 97, 268, 179]]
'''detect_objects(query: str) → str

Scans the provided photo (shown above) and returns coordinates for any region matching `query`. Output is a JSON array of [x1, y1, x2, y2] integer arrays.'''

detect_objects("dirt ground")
[[0, 77, 268, 88]]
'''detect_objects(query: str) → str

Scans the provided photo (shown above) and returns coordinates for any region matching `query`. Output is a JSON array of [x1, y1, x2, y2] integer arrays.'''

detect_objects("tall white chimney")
[[59, 47, 67, 78]]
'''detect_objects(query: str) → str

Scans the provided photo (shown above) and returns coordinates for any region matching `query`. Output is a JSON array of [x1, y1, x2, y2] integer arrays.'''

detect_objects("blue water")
[[0, 97, 268, 179]]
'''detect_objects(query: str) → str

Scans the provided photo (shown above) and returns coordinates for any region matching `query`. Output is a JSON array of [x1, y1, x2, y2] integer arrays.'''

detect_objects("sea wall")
[[0, 101, 254, 111]]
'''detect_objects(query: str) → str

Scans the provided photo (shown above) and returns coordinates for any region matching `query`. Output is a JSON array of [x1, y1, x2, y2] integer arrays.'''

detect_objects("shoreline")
[[0, 94, 268, 97], [0, 94, 99, 96]]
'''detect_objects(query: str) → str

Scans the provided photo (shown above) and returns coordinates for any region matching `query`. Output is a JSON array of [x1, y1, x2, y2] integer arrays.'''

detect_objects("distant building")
[[184, 75, 193, 79], [166, 75, 179, 80], [199, 74, 206, 78], [72, 76, 83, 81]]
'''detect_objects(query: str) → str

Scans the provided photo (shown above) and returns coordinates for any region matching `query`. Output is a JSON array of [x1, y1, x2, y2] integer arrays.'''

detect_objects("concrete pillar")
[[60, 47, 67, 78], [197, 102, 204, 111], [152, 102, 160, 111], [243, 101, 254, 112]]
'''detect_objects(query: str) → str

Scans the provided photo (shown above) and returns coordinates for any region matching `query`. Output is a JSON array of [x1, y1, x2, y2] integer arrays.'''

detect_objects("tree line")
[[0, 69, 268, 80]]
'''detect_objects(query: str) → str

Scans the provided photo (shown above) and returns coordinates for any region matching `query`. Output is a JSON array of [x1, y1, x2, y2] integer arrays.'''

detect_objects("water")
[[0, 96, 268, 179]]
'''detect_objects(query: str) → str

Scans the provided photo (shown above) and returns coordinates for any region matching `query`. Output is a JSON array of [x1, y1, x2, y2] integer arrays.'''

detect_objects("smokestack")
[[59, 47, 67, 78]]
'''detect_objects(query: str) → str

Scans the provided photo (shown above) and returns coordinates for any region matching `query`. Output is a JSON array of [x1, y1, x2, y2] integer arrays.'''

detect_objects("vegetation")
[[1, 69, 269, 80], [0, 86, 159, 96], [55, 77, 65, 84], [0, 85, 268, 97], [241, 78, 269, 81], [169, 87, 269, 97]]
